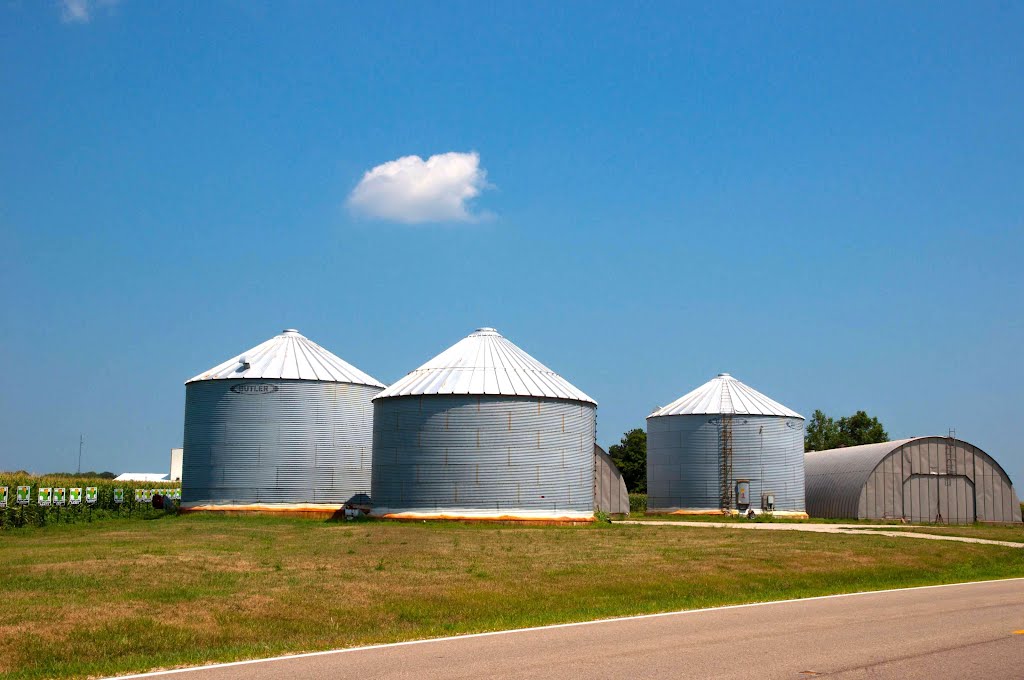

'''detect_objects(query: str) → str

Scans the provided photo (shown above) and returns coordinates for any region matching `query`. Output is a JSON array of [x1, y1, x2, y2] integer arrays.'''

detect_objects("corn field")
[[0, 473, 181, 528]]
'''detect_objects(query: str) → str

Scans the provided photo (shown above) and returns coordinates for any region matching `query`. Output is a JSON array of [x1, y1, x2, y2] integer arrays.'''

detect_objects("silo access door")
[[902, 474, 976, 524]]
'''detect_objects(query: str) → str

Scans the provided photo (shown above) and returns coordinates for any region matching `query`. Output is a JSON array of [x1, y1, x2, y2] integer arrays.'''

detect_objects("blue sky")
[[1, 2, 1022, 484]]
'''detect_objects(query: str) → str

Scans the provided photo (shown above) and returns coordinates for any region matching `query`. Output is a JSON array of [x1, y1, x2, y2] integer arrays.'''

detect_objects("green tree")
[[804, 410, 839, 452], [837, 411, 888, 447], [609, 428, 647, 493], [805, 409, 889, 451]]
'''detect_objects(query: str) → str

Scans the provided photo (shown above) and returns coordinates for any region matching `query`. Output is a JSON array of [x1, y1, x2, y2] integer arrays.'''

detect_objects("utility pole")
[[77, 434, 84, 475]]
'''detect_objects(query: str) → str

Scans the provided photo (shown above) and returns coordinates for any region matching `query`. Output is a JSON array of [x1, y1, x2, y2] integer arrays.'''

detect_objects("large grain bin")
[[806, 437, 1022, 523], [182, 329, 384, 514], [647, 373, 806, 517], [370, 327, 597, 521]]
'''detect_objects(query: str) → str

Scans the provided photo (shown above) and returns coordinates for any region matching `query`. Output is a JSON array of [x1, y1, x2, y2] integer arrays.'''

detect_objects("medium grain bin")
[[370, 327, 597, 521], [646, 373, 806, 517], [182, 329, 384, 513]]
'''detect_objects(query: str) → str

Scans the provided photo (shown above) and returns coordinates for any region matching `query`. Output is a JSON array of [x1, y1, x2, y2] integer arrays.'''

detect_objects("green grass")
[[1, 514, 1023, 680]]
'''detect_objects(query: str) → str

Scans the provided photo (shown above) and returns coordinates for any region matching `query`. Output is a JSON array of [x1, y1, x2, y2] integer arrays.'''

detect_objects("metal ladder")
[[719, 414, 733, 512], [937, 428, 956, 522], [945, 428, 956, 484]]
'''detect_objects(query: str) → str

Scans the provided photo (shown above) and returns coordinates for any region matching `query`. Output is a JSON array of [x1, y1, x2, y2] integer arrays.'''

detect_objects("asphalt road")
[[121, 579, 1024, 680]]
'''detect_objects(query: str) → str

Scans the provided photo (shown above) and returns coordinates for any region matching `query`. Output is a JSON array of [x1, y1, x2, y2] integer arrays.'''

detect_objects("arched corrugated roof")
[[186, 329, 385, 387], [804, 436, 1020, 520], [375, 327, 596, 404], [804, 439, 914, 518], [648, 373, 802, 418]]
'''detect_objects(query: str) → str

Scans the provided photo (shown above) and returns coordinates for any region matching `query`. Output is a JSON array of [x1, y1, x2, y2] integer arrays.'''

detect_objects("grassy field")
[[2, 515, 1023, 680]]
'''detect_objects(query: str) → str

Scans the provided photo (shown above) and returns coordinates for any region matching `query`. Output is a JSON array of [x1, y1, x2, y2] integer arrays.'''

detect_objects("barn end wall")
[[861, 438, 1021, 523], [594, 444, 629, 515]]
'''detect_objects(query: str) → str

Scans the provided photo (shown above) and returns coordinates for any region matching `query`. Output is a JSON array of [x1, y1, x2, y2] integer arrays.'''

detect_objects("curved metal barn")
[[646, 373, 806, 517], [370, 327, 597, 521], [805, 437, 1022, 523], [594, 444, 629, 516], [182, 329, 384, 513]]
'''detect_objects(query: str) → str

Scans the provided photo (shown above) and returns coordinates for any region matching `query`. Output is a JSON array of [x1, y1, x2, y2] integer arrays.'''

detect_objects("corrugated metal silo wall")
[[182, 379, 381, 505], [370, 395, 596, 514], [647, 414, 805, 512]]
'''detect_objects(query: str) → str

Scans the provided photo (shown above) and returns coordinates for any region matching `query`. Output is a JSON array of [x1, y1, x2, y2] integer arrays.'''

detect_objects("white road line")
[[108, 577, 1024, 679]]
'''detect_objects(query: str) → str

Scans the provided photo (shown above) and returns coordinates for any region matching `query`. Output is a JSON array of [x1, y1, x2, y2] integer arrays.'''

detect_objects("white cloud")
[[60, 0, 90, 22], [60, 0, 119, 24], [348, 151, 492, 224]]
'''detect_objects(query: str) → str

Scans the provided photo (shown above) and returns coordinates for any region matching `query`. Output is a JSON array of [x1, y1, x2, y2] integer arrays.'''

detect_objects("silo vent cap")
[[718, 372, 731, 378], [281, 328, 300, 335], [473, 327, 499, 334]]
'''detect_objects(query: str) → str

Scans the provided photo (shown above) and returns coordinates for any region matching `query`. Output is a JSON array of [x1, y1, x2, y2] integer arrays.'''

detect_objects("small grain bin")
[[182, 329, 384, 513], [370, 327, 597, 521], [647, 373, 806, 517]]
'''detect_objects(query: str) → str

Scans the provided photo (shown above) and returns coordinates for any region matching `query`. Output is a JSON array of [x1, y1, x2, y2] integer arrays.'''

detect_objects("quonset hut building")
[[370, 328, 597, 521], [647, 373, 807, 517], [594, 444, 629, 516], [182, 329, 384, 514], [805, 437, 1022, 523]]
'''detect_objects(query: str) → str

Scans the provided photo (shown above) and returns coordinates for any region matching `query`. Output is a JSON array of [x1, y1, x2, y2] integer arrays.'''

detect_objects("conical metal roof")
[[186, 329, 385, 387], [648, 373, 802, 418], [375, 327, 596, 404]]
